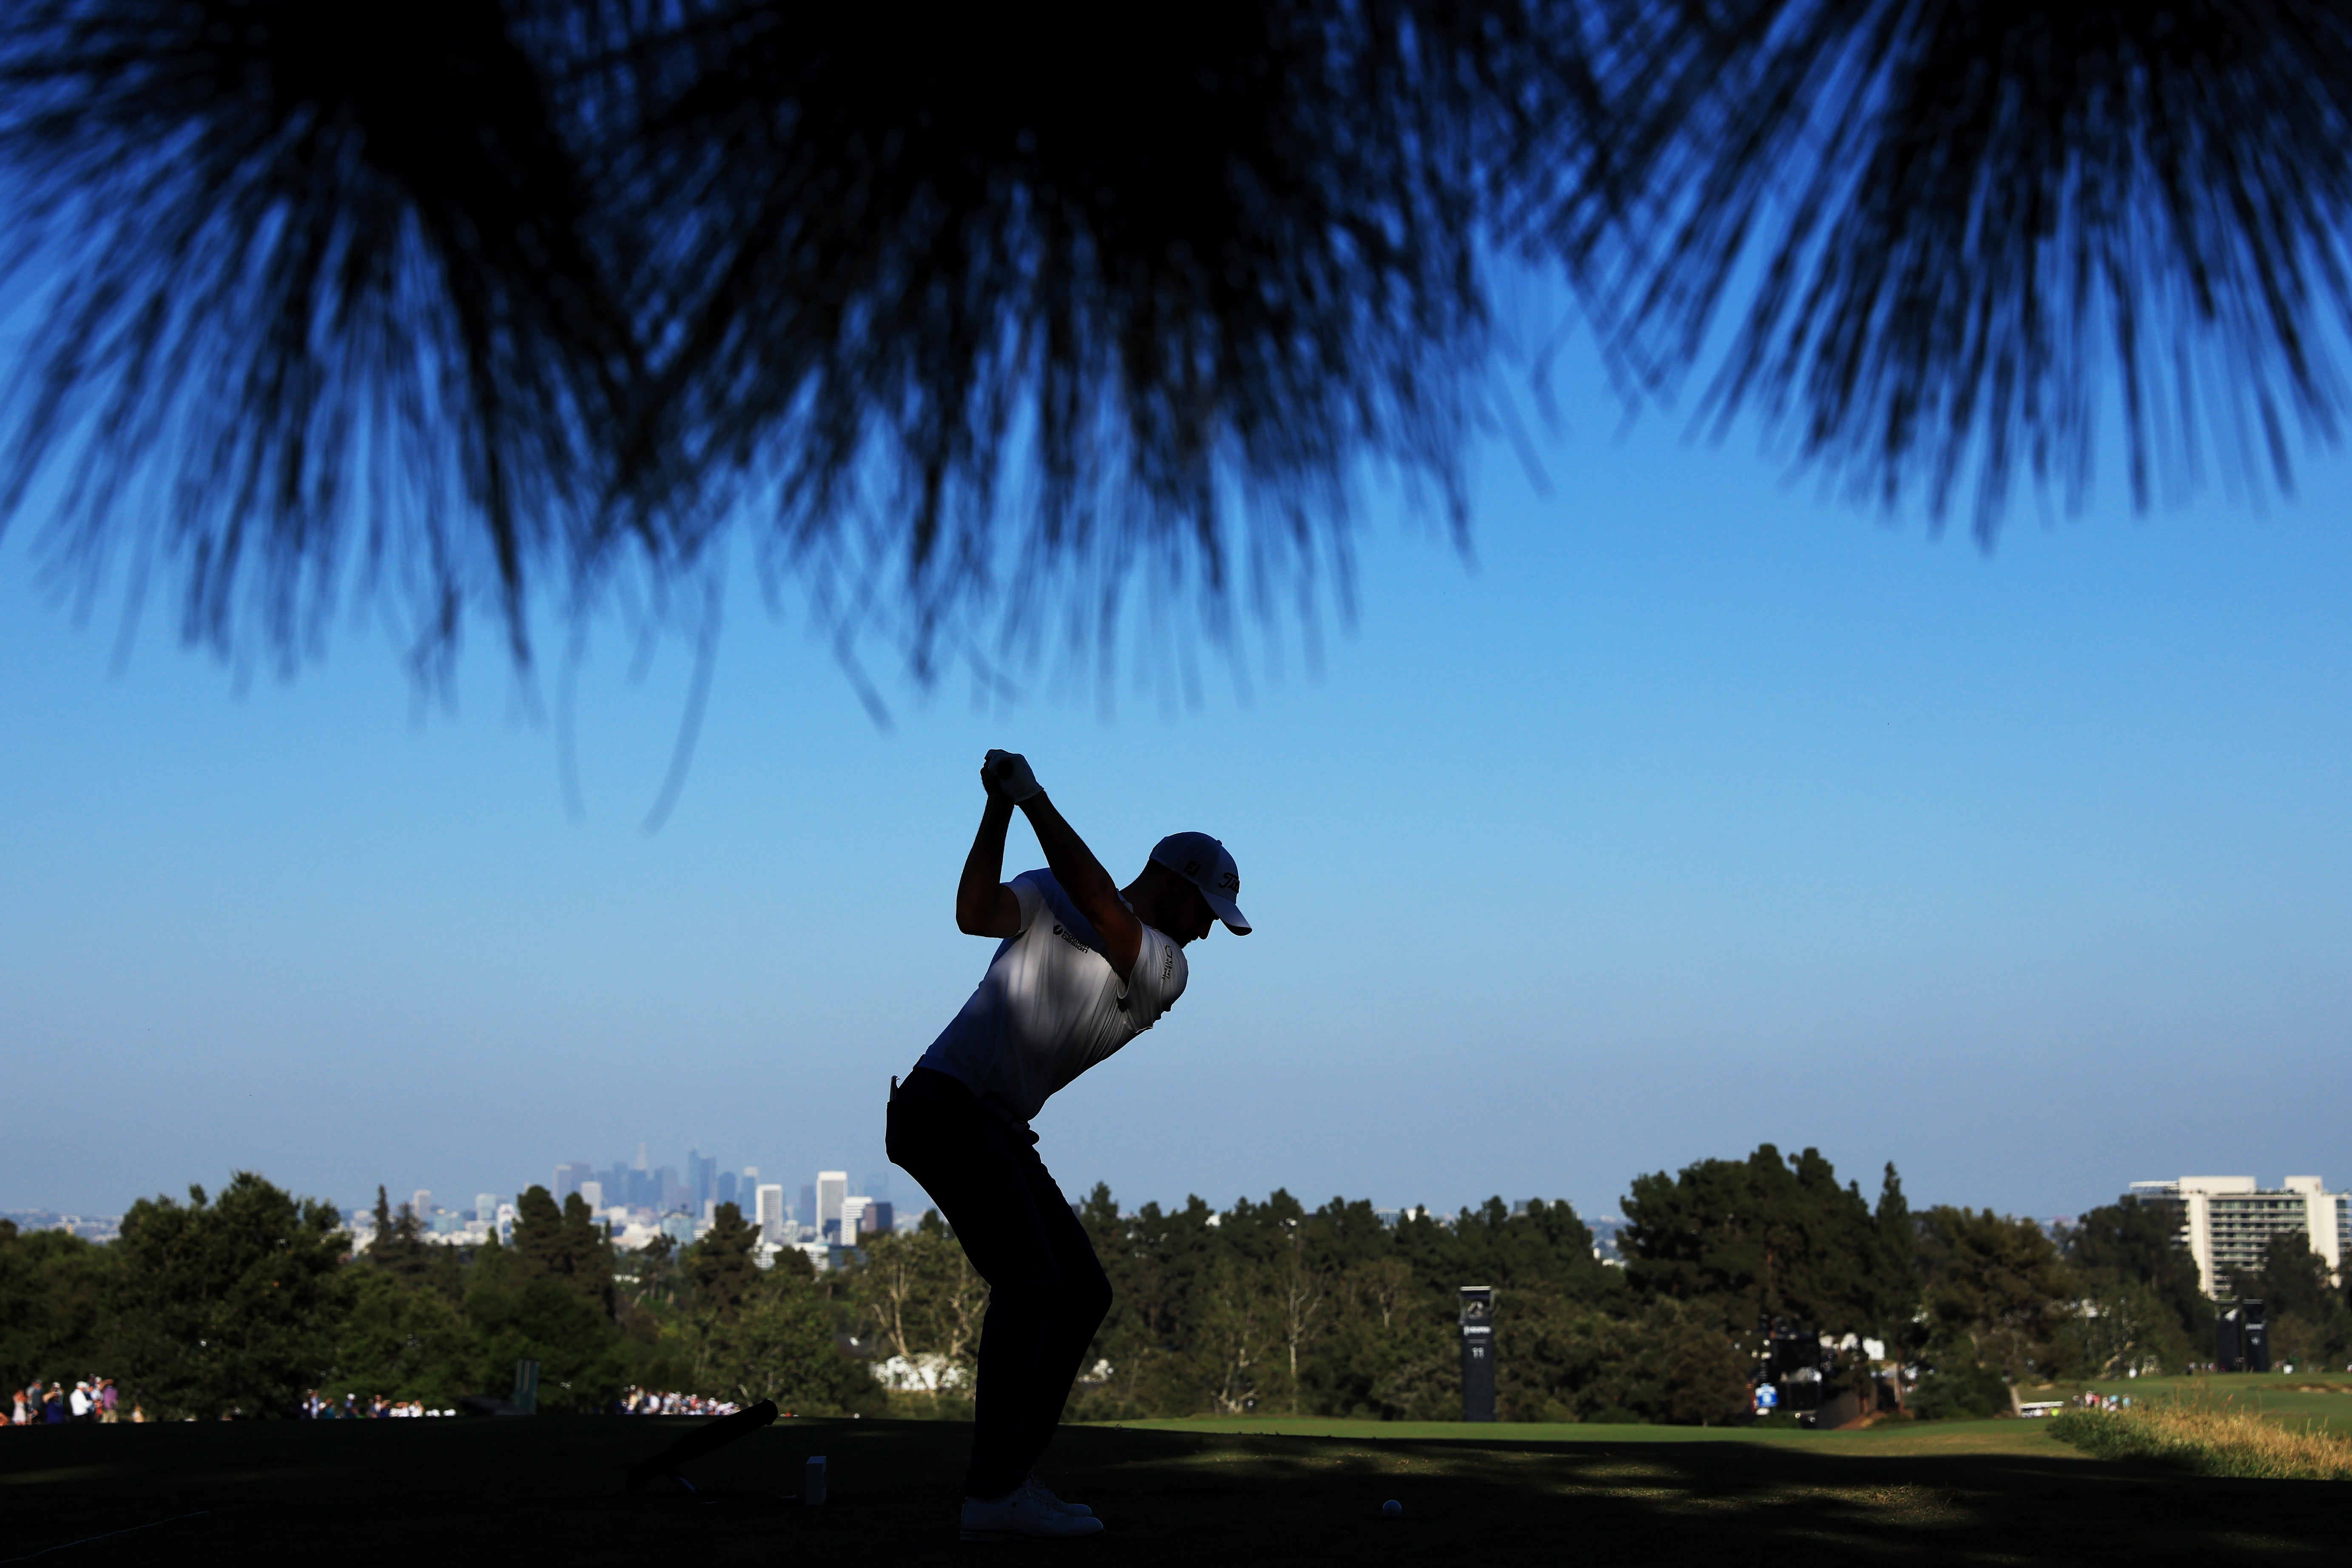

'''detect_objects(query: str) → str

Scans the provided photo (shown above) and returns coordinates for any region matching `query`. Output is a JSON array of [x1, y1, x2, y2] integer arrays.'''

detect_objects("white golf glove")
[[983, 749, 1042, 803]]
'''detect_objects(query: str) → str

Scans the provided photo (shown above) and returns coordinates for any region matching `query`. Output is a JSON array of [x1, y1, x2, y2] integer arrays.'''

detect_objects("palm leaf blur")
[[0, 0, 637, 672], [1582, 0, 2352, 532], [604, 0, 1598, 677], [0, 0, 2343, 676]]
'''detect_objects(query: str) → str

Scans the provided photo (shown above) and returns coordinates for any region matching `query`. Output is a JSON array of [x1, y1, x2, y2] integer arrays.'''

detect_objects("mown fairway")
[[4, 1408, 2348, 1565]]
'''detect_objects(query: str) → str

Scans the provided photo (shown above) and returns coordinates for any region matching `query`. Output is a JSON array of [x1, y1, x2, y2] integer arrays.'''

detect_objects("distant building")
[[818, 1171, 848, 1241], [842, 1195, 871, 1237], [756, 1184, 787, 1245], [475, 1192, 499, 1224], [859, 1200, 894, 1236], [717, 1170, 739, 1209], [411, 1189, 432, 1222], [553, 1163, 592, 1203], [579, 1180, 605, 1212], [2127, 1176, 2348, 1296]]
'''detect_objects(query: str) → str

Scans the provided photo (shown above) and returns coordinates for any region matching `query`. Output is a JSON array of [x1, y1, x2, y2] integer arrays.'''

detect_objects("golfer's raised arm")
[[1017, 792, 1143, 977], [956, 794, 1023, 937]]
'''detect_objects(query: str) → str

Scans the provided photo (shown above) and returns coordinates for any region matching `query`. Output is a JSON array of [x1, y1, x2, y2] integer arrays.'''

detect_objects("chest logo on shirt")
[[1049, 922, 1095, 956]]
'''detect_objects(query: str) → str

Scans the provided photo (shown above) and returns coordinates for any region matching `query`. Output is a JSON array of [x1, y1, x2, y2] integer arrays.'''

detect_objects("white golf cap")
[[1149, 831, 1251, 934]]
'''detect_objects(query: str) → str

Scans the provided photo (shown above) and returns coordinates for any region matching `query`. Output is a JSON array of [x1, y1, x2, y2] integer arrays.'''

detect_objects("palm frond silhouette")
[[0, 0, 2342, 677], [1581, 0, 2352, 532], [0, 0, 637, 673]]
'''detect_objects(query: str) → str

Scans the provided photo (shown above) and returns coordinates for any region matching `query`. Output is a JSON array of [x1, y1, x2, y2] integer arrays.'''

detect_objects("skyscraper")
[[841, 1195, 870, 1238], [755, 1184, 786, 1246], [553, 1163, 592, 1203], [862, 1201, 895, 1236], [818, 1171, 848, 1242], [689, 1150, 718, 1207], [475, 1192, 498, 1224], [2127, 1175, 2349, 1294], [716, 1170, 739, 1209], [799, 1184, 816, 1236], [579, 1180, 605, 1212], [411, 1189, 432, 1221]]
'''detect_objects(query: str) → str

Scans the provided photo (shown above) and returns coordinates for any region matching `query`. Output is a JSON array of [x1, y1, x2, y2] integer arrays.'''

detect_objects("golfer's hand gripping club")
[[983, 749, 1042, 803]]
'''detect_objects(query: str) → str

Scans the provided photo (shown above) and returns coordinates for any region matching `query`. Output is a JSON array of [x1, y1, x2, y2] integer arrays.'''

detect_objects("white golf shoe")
[[1028, 1476, 1094, 1518], [959, 1480, 1106, 1542]]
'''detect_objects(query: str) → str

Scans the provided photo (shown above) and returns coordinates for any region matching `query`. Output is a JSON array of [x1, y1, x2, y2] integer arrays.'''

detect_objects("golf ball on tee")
[[1381, 1500, 1402, 1519]]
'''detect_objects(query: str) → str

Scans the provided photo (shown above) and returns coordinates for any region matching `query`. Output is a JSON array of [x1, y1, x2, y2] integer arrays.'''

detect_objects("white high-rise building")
[[818, 1171, 848, 1240], [756, 1184, 787, 1245], [412, 1189, 432, 1221], [841, 1195, 871, 1239], [475, 1192, 498, 1223], [2127, 1175, 2347, 1296], [579, 1180, 605, 1212]]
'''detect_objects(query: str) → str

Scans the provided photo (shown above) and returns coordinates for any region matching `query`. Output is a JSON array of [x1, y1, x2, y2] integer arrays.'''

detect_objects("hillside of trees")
[[6, 1147, 2346, 1423]]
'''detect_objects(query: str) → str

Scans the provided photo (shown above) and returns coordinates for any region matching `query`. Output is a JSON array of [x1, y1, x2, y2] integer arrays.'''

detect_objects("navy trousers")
[[886, 1066, 1112, 1500]]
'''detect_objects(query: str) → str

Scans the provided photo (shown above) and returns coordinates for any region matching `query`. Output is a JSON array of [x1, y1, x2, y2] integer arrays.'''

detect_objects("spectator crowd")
[[299, 1390, 456, 1419], [10, 1378, 142, 1425], [617, 1387, 742, 1417]]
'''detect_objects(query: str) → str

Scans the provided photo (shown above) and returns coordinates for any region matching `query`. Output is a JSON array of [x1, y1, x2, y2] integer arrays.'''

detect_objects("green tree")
[[1445, 1198, 1618, 1303], [2057, 1277, 2192, 1380], [683, 1202, 762, 1318], [1192, 1251, 1282, 1415], [509, 1187, 616, 1318], [366, 1186, 431, 1279], [2065, 1198, 2211, 1349], [1076, 1190, 1226, 1420], [108, 1172, 352, 1419], [851, 1219, 986, 1415], [1622, 1145, 1908, 1346], [1310, 1255, 1455, 1420], [2235, 1232, 2352, 1371], [691, 1257, 883, 1416], [464, 1211, 627, 1412], [330, 1266, 473, 1408], [0, 1221, 113, 1397], [1914, 1206, 2076, 1398], [1495, 1292, 1616, 1421], [1614, 1299, 1755, 1426]]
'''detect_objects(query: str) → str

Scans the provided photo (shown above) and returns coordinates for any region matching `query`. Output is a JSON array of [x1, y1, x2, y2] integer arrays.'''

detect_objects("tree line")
[[6, 1147, 2346, 1423]]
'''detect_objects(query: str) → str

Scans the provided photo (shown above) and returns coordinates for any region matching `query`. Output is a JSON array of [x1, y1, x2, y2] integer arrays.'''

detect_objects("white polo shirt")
[[918, 869, 1188, 1124]]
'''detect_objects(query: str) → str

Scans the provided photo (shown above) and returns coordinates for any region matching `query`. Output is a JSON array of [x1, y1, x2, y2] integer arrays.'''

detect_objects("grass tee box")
[[4, 1414, 2348, 1565]]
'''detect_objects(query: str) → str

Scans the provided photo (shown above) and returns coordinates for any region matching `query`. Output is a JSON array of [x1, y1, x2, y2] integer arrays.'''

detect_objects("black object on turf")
[[625, 1400, 779, 1493]]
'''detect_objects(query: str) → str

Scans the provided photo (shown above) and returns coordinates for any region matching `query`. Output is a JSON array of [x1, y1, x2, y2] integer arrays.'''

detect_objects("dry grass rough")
[[2050, 1393, 2352, 1480]]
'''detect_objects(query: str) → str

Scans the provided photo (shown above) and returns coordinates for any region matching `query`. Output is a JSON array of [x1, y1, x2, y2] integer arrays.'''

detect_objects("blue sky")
[[3, 332, 2348, 1228]]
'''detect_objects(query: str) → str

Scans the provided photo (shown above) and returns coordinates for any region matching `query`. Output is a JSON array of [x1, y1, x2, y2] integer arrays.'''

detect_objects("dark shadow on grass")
[[1, 1418, 2342, 1564]]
